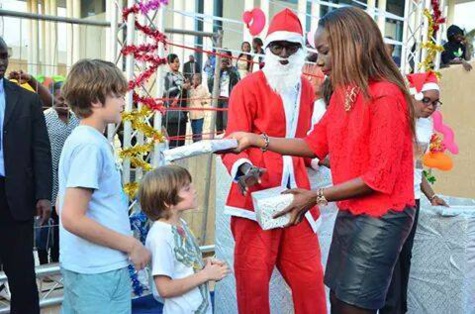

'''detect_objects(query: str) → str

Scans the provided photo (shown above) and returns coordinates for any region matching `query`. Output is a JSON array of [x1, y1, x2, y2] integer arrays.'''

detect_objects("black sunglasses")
[[421, 97, 442, 109], [268, 42, 301, 55]]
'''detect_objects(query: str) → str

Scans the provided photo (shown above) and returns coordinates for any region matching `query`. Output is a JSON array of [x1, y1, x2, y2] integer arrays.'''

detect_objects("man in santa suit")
[[221, 8, 327, 314]]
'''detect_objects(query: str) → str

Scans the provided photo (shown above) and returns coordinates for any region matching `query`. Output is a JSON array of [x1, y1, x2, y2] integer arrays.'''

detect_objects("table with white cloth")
[[408, 197, 475, 314]]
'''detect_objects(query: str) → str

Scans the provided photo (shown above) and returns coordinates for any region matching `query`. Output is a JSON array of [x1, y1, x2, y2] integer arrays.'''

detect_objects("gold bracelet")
[[315, 188, 328, 206]]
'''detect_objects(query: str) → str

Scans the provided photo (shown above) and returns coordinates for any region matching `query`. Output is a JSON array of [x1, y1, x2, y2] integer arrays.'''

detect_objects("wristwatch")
[[316, 188, 328, 206]]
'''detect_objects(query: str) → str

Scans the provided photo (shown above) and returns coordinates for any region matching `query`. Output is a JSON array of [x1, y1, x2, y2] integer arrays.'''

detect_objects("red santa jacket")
[[222, 71, 320, 230]]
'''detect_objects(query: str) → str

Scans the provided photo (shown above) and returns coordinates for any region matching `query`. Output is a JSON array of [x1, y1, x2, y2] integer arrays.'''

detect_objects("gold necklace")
[[344, 86, 360, 112]]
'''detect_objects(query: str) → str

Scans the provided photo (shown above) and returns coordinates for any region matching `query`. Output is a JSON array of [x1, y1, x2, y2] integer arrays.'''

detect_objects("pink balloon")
[[307, 28, 317, 49], [432, 111, 459, 155], [242, 8, 266, 36], [242, 11, 252, 24]]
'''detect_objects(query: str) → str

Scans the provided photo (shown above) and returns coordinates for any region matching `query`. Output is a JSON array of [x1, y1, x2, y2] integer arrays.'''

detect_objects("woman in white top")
[[382, 72, 448, 314]]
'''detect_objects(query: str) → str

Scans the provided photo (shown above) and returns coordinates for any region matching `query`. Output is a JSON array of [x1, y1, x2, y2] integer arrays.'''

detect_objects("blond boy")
[[58, 59, 150, 313]]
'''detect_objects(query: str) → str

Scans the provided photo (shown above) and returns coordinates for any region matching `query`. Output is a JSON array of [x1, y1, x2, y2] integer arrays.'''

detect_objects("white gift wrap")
[[251, 186, 293, 230], [163, 139, 238, 163]]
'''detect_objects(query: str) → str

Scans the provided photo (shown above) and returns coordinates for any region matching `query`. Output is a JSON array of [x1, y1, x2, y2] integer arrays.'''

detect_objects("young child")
[[58, 59, 150, 313], [139, 165, 229, 314], [188, 73, 210, 142]]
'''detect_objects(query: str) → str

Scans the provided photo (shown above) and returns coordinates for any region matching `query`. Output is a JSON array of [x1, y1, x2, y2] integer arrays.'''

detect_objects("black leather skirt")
[[324, 207, 415, 310]]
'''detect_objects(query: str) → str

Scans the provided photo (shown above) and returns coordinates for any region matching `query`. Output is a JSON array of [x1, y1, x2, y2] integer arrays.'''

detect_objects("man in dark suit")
[[182, 54, 201, 81], [0, 37, 52, 313]]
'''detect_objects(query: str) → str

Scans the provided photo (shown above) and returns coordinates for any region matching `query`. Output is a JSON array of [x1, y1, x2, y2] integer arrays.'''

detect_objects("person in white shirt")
[[140, 165, 230, 314], [58, 59, 150, 313], [383, 72, 448, 314]]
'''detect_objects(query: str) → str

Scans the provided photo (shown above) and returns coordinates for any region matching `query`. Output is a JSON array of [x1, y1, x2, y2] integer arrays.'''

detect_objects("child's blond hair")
[[138, 165, 192, 220], [62, 59, 127, 118]]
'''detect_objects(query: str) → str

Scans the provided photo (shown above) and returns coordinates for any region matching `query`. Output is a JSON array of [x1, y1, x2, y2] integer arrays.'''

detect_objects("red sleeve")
[[303, 111, 329, 160], [221, 81, 256, 174], [361, 94, 408, 194]]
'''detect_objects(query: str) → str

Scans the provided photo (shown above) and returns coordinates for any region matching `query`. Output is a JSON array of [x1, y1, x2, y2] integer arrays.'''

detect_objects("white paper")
[[251, 186, 293, 230], [163, 139, 238, 163]]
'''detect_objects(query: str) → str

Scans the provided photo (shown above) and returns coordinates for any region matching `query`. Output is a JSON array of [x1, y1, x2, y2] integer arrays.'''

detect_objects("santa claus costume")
[[221, 9, 327, 314]]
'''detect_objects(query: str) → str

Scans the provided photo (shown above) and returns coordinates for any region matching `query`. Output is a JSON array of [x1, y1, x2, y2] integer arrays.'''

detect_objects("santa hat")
[[406, 72, 440, 101], [265, 8, 305, 48]]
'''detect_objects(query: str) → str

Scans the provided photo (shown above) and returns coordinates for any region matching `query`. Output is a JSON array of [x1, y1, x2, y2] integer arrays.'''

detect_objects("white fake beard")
[[262, 47, 305, 95]]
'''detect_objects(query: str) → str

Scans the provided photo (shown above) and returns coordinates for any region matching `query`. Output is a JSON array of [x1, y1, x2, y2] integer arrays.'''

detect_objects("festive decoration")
[[422, 131, 457, 172], [128, 210, 152, 296], [428, 133, 446, 153], [429, 0, 445, 33], [128, 265, 145, 296], [422, 152, 453, 171], [138, 0, 169, 14], [307, 28, 317, 49], [418, 1, 445, 72], [432, 111, 459, 155], [407, 71, 440, 101], [120, 2, 170, 197], [242, 8, 266, 36], [124, 182, 140, 199], [264, 8, 305, 47], [423, 169, 437, 184]]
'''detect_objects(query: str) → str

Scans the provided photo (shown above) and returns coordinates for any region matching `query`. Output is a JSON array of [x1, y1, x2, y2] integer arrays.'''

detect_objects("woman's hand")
[[431, 195, 449, 207], [226, 132, 263, 153], [273, 188, 316, 226]]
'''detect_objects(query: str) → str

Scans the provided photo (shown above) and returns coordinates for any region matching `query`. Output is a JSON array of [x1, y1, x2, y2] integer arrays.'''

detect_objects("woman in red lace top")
[[228, 7, 416, 314]]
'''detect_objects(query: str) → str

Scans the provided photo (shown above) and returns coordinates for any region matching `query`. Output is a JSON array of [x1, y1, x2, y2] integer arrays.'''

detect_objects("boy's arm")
[[61, 187, 150, 269], [154, 259, 228, 298], [154, 273, 209, 298]]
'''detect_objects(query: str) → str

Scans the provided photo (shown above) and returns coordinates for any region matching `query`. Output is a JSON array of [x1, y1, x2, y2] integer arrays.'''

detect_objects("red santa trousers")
[[231, 216, 327, 314]]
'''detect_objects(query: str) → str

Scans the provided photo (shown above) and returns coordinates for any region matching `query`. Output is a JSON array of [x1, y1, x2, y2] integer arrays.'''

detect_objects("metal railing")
[[0, 245, 215, 312]]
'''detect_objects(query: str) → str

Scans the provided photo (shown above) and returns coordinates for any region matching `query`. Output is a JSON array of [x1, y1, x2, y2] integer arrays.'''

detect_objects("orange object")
[[42, 77, 54, 89], [422, 152, 453, 171]]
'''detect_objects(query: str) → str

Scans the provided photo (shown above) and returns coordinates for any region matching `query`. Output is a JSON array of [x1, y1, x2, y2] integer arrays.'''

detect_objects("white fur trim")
[[305, 211, 320, 233], [265, 31, 305, 48], [409, 83, 440, 96], [230, 158, 253, 182], [421, 82, 440, 92], [310, 158, 320, 171], [224, 206, 257, 220]]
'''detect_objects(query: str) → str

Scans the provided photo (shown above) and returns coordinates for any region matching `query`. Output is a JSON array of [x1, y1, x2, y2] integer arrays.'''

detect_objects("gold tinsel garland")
[[123, 182, 140, 199], [420, 6, 446, 184], [120, 106, 165, 198], [418, 9, 444, 76]]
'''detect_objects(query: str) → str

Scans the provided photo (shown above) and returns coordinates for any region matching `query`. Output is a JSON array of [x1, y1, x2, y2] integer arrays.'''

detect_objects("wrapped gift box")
[[163, 139, 238, 163], [251, 186, 293, 230]]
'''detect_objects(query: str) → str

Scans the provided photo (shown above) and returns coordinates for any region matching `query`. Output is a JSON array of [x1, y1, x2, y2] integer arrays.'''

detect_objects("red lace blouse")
[[304, 81, 415, 216]]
